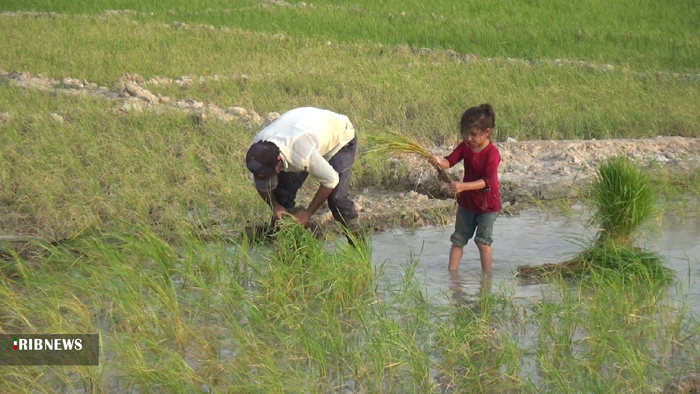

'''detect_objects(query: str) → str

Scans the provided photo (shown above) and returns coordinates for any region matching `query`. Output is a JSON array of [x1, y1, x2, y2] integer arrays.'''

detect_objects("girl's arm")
[[428, 142, 466, 169], [451, 147, 500, 194], [451, 179, 486, 194]]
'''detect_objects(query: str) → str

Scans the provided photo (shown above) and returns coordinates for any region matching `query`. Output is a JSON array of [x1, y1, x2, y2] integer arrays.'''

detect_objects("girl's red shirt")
[[444, 141, 502, 214]]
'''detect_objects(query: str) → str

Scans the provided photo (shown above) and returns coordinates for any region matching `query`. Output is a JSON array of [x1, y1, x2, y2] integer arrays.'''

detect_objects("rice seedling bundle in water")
[[517, 156, 669, 284], [590, 156, 656, 245]]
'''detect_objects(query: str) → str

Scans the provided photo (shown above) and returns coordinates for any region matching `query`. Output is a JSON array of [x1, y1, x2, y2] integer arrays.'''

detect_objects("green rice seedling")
[[531, 271, 694, 393], [0, 86, 267, 241], [533, 279, 584, 375], [2, 228, 697, 393], [3, 17, 700, 149], [518, 157, 668, 283], [436, 303, 520, 391], [4, 0, 699, 73], [590, 156, 657, 245], [516, 237, 592, 280], [578, 240, 674, 286], [647, 165, 700, 220], [346, 260, 439, 393], [256, 218, 374, 311], [518, 239, 673, 285], [366, 128, 452, 184]]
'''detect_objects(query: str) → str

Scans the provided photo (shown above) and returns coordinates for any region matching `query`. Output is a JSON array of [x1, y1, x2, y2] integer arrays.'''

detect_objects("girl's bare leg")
[[476, 242, 492, 272], [448, 244, 463, 271]]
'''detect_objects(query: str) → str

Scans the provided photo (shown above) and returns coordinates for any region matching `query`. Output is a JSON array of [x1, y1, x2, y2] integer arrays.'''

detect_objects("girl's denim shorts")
[[450, 206, 498, 247]]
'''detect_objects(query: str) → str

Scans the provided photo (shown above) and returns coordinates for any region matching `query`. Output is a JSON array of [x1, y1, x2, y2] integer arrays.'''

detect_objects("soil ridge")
[[2, 69, 699, 234]]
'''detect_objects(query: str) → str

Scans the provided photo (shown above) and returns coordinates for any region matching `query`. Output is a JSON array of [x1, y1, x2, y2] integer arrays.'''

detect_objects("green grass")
[[3, 225, 695, 393], [2, 13, 698, 144], [532, 273, 691, 393], [0, 84, 264, 240], [4, 0, 699, 73], [648, 165, 700, 220], [1, 1, 700, 392]]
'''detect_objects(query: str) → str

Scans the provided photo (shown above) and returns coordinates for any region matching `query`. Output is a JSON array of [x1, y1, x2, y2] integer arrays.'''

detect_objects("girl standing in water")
[[429, 104, 502, 271]]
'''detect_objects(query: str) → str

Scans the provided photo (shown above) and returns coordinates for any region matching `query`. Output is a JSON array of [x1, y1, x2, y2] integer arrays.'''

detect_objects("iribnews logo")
[[2, 334, 99, 365], [14, 336, 84, 351]]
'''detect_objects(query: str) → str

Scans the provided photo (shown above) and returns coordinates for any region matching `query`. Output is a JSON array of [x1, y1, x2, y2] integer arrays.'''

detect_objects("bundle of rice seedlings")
[[366, 129, 452, 184], [583, 241, 672, 283], [517, 157, 670, 285], [516, 258, 587, 280], [517, 241, 673, 285], [590, 156, 656, 245]]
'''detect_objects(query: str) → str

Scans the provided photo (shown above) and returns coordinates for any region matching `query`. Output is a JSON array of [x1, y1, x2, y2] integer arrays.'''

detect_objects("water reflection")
[[448, 270, 492, 307]]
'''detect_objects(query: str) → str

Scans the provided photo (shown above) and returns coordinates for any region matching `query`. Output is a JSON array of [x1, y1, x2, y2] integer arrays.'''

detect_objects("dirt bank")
[[306, 135, 700, 232], [2, 69, 700, 236]]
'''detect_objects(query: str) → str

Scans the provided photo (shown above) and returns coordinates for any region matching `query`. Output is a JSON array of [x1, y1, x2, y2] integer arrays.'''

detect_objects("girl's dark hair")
[[460, 103, 496, 135]]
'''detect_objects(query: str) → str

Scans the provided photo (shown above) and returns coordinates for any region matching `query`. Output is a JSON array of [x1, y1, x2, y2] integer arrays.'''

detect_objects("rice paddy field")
[[1, 1, 700, 392]]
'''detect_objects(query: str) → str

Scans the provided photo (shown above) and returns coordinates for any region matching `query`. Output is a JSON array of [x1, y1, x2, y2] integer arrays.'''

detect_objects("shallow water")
[[371, 208, 700, 312]]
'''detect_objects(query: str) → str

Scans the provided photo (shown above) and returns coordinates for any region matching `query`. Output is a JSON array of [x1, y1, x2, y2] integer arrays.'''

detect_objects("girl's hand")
[[428, 156, 443, 168], [450, 182, 466, 194]]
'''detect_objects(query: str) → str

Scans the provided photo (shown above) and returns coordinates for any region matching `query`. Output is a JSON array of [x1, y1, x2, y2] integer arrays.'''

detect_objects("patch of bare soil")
[[2, 69, 700, 236]]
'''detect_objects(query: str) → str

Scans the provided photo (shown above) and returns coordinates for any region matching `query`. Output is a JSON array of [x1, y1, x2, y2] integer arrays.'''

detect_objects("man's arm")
[[294, 185, 334, 226], [293, 146, 340, 226], [306, 185, 335, 216]]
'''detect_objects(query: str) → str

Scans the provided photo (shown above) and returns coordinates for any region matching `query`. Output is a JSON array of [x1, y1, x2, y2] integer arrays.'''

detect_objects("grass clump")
[[3, 0, 699, 73], [555, 240, 674, 286], [0, 228, 696, 393], [583, 156, 672, 284], [256, 218, 374, 311], [3, 14, 700, 144], [518, 156, 672, 284], [435, 291, 523, 392], [0, 86, 267, 241], [531, 274, 691, 393]]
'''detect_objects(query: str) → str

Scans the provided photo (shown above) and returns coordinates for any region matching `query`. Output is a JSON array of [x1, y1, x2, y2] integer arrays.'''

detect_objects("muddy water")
[[371, 208, 700, 312]]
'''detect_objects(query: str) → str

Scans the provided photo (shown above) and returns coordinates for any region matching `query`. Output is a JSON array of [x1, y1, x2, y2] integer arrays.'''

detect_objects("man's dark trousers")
[[273, 137, 358, 226]]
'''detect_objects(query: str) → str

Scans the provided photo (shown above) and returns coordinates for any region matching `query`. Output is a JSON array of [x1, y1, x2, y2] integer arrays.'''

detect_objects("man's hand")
[[272, 203, 287, 223], [294, 210, 311, 227]]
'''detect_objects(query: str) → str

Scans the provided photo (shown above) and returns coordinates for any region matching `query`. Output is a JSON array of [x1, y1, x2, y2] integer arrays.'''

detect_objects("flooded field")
[[4, 208, 700, 393], [372, 207, 700, 312], [371, 208, 700, 390]]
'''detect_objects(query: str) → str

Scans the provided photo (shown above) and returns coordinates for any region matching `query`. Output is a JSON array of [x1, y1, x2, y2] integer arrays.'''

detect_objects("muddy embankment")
[[2, 69, 700, 235], [336, 135, 700, 232]]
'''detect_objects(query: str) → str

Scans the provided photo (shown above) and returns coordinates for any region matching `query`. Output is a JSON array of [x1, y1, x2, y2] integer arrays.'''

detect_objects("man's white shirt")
[[251, 107, 356, 188]]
